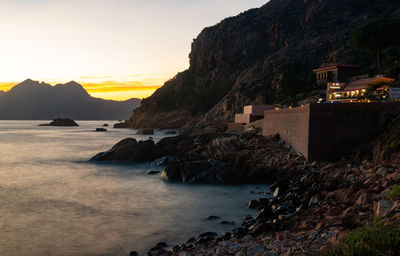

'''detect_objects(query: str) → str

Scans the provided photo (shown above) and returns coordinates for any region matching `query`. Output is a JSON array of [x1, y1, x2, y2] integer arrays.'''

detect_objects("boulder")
[[206, 215, 221, 220], [113, 121, 129, 128], [207, 136, 238, 161], [146, 170, 160, 175], [180, 161, 209, 183], [95, 128, 107, 132], [246, 245, 265, 256], [164, 130, 177, 135], [248, 200, 259, 209], [39, 118, 78, 126], [91, 138, 137, 161], [90, 138, 157, 162], [251, 222, 271, 236], [373, 200, 394, 217], [376, 167, 389, 176], [130, 140, 157, 161], [220, 221, 236, 225], [161, 164, 182, 182], [137, 129, 154, 135]]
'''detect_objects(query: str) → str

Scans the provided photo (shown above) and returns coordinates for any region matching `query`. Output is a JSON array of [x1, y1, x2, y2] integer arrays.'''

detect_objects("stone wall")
[[263, 102, 400, 161], [263, 105, 310, 159], [244, 105, 275, 116]]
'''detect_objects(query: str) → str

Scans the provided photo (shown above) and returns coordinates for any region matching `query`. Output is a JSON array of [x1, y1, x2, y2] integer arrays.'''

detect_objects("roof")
[[313, 63, 360, 72], [343, 77, 394, 91]]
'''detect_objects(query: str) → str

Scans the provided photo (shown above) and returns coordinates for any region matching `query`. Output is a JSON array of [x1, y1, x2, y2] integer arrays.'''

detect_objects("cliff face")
[[129, 0, 400, 129]]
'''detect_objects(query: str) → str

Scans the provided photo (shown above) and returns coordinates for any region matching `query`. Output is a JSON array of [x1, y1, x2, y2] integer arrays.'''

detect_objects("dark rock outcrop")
[[137, 129, 154, 135], [113, 121, 130, 128], [90, 138, 157, 162], [129, 0, 400, 130], [91, 131, 304, 184], [39, 118, 79, 127]]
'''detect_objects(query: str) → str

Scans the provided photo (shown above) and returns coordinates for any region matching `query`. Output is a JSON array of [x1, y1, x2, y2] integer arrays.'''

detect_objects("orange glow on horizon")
[[0, 79, 163, 101], [0, 82, 18, 92], [82, 81, 162, 100]]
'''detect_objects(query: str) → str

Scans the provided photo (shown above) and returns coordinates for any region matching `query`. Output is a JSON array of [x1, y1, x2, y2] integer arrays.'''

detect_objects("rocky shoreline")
[[91, 131, 305, 185], [91, 130, 400, 256], [140, 160, 400, 256]]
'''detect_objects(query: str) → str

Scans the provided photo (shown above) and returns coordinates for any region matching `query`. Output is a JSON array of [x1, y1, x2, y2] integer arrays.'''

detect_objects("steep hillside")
[[0, 79, 141, 120], [129, 0, 400, 129]]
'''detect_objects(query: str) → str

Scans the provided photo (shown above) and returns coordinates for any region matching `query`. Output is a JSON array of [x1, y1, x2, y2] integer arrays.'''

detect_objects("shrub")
[[325, 219, 400, 256], [385, 184, 400, 201]]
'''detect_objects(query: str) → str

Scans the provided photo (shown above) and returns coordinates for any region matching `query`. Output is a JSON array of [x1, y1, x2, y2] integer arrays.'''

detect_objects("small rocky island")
[[39, 118, 79, 127]]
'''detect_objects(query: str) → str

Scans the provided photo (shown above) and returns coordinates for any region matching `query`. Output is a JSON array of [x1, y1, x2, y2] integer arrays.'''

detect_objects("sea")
[[0, 121, 266, 256]]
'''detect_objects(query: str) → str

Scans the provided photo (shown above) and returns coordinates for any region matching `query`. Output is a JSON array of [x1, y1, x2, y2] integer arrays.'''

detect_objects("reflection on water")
[[0, 121, 263, 256]]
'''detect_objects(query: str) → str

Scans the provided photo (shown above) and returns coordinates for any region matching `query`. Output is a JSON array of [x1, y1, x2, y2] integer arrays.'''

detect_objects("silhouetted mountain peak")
[[17, 79, 40, 87], [9, 79, 51, 93], [54, 81, 89, 97], [0, 79, 142, 120], [64, 81, 82, 87]]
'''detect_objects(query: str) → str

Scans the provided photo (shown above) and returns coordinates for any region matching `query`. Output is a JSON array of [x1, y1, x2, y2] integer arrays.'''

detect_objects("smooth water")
[[0, 121, 264, 256]]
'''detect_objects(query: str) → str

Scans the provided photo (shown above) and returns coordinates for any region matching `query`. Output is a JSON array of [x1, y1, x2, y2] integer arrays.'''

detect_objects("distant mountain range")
[[0, 79, 141, 120]]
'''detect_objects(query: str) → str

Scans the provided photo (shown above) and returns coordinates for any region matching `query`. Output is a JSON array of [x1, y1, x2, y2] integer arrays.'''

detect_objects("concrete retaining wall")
[[244, 105, 275, 116], [263, 105, 310, 159], [263, 102, 400, 161]]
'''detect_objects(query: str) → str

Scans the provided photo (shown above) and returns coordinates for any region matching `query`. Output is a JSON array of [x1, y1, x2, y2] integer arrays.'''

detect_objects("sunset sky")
[[0, 0, 266, 100]]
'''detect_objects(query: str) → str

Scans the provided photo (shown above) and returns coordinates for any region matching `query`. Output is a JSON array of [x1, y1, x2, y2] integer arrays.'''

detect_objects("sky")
[[0, 0, 266, 100]]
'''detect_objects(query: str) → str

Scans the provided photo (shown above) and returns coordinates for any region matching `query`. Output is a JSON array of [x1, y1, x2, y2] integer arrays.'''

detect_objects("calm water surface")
[[0, 121, 265, 256]]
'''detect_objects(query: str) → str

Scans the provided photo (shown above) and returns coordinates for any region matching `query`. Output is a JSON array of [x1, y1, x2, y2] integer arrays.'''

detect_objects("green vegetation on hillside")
[[326, 218, 400, 256], [353, 18, 400, 71], [385, 184, 400, 201]]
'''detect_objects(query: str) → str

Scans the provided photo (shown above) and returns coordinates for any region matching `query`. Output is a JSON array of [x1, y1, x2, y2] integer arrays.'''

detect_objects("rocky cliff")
[[129, 0, 400, 130]]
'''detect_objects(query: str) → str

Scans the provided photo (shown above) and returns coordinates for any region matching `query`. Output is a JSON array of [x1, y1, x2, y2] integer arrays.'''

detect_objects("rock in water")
[[137, 129, 154, 135], [160, 164, 182, 182], [146, 170, 160, 175], [90, 137, 157, 162], [206, 215, 221, 220], [113, 121, 129, 128], [95, 128, 107, 132], [39, 118, 79, 127]]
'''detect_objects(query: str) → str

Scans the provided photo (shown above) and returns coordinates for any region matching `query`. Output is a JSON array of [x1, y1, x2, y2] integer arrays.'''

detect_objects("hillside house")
[[313, 63, 393, 102], [329, 76, 394, 102]]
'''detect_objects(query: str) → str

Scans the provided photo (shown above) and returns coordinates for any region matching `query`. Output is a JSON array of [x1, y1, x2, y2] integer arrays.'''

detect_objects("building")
[[329, 76, 394, 102], [228, 105, 274, 131], [234, 105, 275, 124], [313, 63, 359, 87], [313, 63, 393, 102]]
